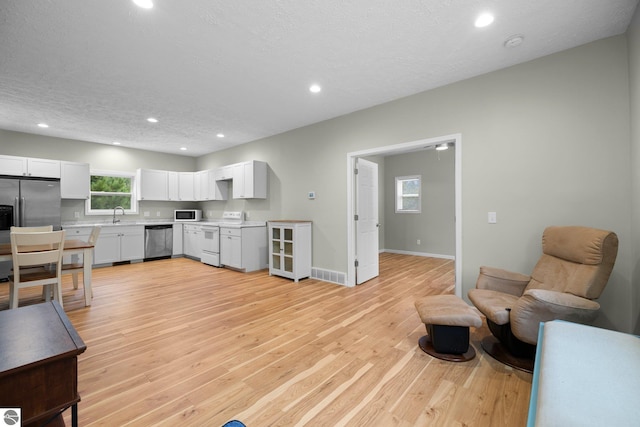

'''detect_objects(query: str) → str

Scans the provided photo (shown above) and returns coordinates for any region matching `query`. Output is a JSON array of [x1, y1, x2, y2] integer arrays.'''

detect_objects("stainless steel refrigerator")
[[0, 177, 62, 279]]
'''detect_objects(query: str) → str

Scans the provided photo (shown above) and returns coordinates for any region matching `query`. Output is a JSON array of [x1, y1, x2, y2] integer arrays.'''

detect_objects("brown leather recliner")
[[468, 226, 618, 369]]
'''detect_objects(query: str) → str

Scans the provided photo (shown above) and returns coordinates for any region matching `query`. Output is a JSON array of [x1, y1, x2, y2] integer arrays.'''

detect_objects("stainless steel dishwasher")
[[144, 224, 173, 260]]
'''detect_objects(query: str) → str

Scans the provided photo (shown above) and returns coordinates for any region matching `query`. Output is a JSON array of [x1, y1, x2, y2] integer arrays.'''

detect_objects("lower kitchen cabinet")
[[172, 223, 183, 256], [220, 226, 267, 272], [94, 225, 144, 264], [268, 221, 312, 282], [183, 224, 202, 259]]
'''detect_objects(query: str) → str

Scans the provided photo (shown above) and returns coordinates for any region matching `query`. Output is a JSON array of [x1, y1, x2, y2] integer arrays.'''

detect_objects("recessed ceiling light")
[[113, 141, 121, 145], [37, 123, 49, 128], [504, 34, 525, 48], [216, 133, 225, 138], [180, 147, 187, 151], [309, 84, 322, 94], [147, 117, 158, 123], [133, 0, 153, 9], [436, 143, 449, 151], [475, 13, 494, 28]]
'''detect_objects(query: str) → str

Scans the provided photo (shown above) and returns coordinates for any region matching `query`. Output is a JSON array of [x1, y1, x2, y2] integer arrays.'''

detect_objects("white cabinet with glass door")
[[268, 221, 312, 282]]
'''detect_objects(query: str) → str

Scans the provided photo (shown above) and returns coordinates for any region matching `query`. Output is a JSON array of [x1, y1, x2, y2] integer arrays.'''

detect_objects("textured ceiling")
[[0, 0, 637, 157]]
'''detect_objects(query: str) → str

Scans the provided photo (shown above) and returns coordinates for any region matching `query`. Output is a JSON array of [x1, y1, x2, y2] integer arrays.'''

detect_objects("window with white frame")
[[86, 170, 138, 215], [395, 175, 421, 213]]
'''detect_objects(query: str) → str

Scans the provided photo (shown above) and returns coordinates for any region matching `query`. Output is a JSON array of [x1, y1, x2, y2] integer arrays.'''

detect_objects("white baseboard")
[[381, 249, 455, 260]]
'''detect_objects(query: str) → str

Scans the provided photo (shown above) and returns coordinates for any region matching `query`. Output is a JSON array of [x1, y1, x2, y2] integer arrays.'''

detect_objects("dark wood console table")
[[0, 301, 86, 427]]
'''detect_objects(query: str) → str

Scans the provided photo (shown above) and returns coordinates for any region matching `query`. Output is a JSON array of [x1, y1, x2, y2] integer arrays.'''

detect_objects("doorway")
[[346, 133, 462, 296]]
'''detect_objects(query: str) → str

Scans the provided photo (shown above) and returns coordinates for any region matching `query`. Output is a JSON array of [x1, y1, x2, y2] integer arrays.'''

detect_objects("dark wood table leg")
[[72, 403, 78, 427]]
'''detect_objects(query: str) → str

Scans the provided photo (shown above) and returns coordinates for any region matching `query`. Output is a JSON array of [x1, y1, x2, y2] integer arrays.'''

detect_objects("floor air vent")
[[311, 268, 346, 285]]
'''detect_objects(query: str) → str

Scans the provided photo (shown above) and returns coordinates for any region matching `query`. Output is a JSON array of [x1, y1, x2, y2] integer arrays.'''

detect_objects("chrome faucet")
[[112, 206, 125, 224]]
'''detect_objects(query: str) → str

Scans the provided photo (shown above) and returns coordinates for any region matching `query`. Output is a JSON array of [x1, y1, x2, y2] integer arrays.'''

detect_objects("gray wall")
[[383, 148, 455, 256], [628, 8, 640, 335], [0, 33, 635, 333], [197, 35, 632, 333]]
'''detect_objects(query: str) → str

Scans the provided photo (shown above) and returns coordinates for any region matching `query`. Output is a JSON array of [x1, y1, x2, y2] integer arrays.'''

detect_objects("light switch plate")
[[488, 212, 497, 224]]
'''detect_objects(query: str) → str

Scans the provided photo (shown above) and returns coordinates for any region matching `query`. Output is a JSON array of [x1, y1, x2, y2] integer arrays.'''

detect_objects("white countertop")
[[62, 220, 266, 229]]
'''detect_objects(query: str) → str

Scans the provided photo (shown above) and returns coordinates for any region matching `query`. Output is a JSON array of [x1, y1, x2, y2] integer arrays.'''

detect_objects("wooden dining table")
[[0, 239, 95, 307]]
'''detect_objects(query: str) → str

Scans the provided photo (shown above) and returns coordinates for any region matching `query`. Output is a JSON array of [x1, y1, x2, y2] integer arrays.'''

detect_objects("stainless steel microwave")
[[174, 209, 202, 222]]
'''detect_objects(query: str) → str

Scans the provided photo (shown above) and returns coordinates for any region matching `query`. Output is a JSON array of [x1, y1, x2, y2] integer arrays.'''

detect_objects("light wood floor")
[[0, 253, 532, 426]]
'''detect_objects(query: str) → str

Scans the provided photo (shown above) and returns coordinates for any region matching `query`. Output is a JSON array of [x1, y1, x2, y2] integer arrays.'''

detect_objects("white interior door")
[[355, 158, 379, 284]]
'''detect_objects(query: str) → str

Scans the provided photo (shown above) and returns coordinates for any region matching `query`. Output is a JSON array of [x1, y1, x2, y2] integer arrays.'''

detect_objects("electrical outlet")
[[156, 211, 161, 217], [74, 211, 80, 219], [417, 239, 421, 245], [144, 211, 150, 217]]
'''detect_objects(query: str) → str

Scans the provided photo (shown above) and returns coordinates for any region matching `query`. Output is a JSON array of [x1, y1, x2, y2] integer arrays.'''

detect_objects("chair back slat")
[[10, 225, 53, 233], [88, 226, 101, 244], [11, 230, 66, 268]]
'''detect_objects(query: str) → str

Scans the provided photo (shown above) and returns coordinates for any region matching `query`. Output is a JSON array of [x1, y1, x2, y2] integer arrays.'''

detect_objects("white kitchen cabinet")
[[183, 224, 203, 259], [94, 225, 144, 264], [137, 168, 168, 201], [215, 165, 234, 181], [204, 170, 228, 201], [28, 157, 61, 178], [194, 170, 228, 201], [194, 170, 204, 201], [172, 223, 183, 256], [0, 155, 60, 178], [268, 221, 312, 282], [220, 228, 241, 269], [220, 225, 267, 272], [232, 160, 267, 199], [178, 172, 195, 201], [60, 161, 90, 199], [168, 171, 179, 201]]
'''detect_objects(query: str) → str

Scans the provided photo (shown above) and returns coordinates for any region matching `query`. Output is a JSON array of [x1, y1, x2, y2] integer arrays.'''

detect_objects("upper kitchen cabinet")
[[136, 168, 169, 201], [0, 155, 60, 178], [60, 161, 90, 199], [232, 160, 267, 199], [178, 172, 195, 201], [215, 165, 234, 181], [197, 170, 228, 201], [168, 171, 179, 201]]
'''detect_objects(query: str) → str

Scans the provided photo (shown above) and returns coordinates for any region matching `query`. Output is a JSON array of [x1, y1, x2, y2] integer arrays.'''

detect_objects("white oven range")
[[200, 225, 220, 267], [200, 211, 266, 268]]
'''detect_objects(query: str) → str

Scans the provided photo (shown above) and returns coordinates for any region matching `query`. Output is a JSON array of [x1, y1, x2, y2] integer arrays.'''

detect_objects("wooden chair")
[[10, 225, 54, 274], [9, 230, 66, 309], [62, 226, 101, 292]]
